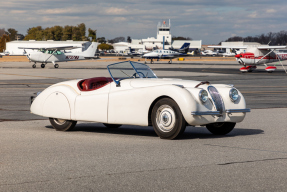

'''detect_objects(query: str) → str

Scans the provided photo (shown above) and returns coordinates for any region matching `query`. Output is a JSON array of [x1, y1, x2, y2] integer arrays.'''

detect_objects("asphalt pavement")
[[0, 60, 287, 191]]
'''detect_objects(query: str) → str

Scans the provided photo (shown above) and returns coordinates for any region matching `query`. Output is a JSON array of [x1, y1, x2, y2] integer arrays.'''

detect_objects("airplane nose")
[[235, 54, 241, 58]]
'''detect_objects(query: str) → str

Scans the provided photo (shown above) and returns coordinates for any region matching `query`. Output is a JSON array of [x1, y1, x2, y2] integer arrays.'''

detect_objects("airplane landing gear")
[[240, 66, 256, 72], [54, 64, 59, 68], [168, 59, 172, 64], [150, 59, 154, 64], [265, 66, 276, 73], [32, 64, 36, 68], [41, 63, 45, 68]]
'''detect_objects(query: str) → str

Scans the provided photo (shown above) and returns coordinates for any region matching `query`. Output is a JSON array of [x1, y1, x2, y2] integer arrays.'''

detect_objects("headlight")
[[199, 89, 208, 103], [229, 88, 239, 102]]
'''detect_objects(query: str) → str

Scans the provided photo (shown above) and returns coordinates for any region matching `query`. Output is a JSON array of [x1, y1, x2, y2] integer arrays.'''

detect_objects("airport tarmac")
[[1, 60, 287, 191]]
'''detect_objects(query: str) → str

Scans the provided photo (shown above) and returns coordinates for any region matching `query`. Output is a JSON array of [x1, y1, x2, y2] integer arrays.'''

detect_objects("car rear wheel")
[[151, 98, 186, 139], [103, 123, 121, 128], [206, 122, 236, 135], [49, 118, 77, 131]]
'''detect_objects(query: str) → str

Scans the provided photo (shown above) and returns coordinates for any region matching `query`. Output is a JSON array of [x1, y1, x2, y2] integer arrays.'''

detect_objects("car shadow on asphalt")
[[45, 123, 158, 138], [45, 123, 264, 140], [181, 126, 264, 140]]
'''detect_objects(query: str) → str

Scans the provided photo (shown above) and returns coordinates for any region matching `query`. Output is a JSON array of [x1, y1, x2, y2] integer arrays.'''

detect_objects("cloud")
[[266, 9, 276, 13], [1, 0, 287, 44]]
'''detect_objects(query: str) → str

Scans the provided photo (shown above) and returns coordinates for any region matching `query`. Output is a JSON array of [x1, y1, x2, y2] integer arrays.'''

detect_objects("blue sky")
[[1, 0, 287, 44]]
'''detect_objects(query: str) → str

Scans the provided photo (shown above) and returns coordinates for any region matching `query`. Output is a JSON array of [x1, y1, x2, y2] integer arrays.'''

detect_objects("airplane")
[[142, 43, 190, 64], [127, 47, 149, 57], [0, 51, 9, 58], [18, 42, 98, 68], [201, 50, 219, 56], [208, 45, 287, 73], [169, 43, 191, 53]]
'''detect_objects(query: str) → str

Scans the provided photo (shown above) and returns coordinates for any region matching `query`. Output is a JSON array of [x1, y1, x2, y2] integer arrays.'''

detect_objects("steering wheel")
[[132, 72, 145, 78]]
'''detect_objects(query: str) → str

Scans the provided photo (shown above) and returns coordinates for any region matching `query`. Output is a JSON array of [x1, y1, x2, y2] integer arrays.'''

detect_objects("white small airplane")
[[221, 52, 236, 57], [209, 45, 287, 73], [143, 43, 190, 64], [126, 48, 150, 57], [201, 50, 219, 56], [0, 51, 9, 57], [19, 42, 98, 68]]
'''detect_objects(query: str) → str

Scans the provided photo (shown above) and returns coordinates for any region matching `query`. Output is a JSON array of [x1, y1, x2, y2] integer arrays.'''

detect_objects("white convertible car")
[[31, 61, 250, 139]]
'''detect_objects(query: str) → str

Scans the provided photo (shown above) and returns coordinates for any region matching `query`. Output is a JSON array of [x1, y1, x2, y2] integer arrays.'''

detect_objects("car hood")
[[130, 78, 201, 88]]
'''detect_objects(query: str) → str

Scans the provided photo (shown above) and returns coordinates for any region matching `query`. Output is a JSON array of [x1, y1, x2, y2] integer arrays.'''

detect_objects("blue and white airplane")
[[142, 43, 190, 64]]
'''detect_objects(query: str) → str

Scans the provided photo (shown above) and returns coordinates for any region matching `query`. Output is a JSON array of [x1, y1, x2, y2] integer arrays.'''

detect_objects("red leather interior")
[[77, 77, 113, 91]]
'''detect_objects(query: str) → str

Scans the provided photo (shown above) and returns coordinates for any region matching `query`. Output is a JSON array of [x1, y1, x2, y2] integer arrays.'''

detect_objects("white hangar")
[[113, 20, 202, 53]]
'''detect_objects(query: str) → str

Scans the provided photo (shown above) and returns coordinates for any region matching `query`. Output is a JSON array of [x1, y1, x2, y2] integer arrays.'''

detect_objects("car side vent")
[[208, 86, 224, 114]]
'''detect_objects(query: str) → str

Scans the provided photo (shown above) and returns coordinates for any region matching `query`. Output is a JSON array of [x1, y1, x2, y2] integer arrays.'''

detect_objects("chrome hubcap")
[[156, 105, 176, 132]]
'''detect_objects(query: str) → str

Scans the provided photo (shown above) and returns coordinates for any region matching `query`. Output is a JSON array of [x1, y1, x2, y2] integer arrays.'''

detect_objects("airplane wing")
[[257, 46, 287, 50], [208, 46, 248, 49], [18, 46, 82, 50]]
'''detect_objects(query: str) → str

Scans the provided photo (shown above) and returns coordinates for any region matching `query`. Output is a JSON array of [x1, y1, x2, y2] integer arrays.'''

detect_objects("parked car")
[[31, 61, 250, 139]]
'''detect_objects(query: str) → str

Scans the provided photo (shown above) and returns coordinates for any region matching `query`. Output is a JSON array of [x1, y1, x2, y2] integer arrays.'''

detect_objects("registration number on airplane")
[[65, 56, 79, 60]]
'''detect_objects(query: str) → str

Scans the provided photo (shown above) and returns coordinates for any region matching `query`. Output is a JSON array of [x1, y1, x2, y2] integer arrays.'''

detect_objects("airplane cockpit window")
[[53, 51, 62, 55]]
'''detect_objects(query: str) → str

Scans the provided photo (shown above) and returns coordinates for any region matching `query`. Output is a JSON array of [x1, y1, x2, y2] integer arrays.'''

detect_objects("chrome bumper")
[[191, 108, 251, 116]]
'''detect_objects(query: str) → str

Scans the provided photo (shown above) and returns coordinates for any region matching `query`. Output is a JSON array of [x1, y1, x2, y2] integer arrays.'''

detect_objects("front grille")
[[208, 86, 224, 113]]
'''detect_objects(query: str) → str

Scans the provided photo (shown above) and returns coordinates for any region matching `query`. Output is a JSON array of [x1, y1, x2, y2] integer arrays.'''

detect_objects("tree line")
[[0, 28, 14, 52], [224, 31, 287, 45], [24, 23, 97, 42], [0, 24, 133, 51]]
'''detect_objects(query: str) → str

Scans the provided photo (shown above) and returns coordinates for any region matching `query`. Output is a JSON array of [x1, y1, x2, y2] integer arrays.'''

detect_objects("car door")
[[74, 84, 111, 122]]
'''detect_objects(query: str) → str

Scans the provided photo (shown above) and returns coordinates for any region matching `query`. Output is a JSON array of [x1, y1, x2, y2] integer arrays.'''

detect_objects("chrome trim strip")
[[226, 109, 251, 113], [191, 109, 251, 116], [191, 111, 221, 115]]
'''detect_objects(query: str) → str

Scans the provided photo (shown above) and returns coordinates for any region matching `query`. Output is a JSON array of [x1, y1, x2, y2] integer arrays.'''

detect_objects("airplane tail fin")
[[179, 43, 190, 54], [82, 42, 98, 57], [180, 43, 190, 50]]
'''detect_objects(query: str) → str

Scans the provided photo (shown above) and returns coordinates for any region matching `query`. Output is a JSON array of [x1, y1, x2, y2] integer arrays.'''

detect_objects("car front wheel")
[[49, 118, 77, 131], [206, 122, 236, 135], [151, 98, 186, 139]]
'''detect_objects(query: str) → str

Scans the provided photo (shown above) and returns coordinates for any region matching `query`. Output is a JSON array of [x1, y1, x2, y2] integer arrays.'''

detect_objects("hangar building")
[[113, 20, 202, 53]]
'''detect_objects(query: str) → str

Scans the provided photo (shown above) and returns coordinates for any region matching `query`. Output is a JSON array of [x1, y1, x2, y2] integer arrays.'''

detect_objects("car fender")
[[108, 84, 198, 126], [30, 85, 79, 119]]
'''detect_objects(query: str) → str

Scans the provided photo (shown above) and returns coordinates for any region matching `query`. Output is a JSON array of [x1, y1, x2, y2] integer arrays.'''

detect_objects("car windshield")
[[107, 61, 157, 85]]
